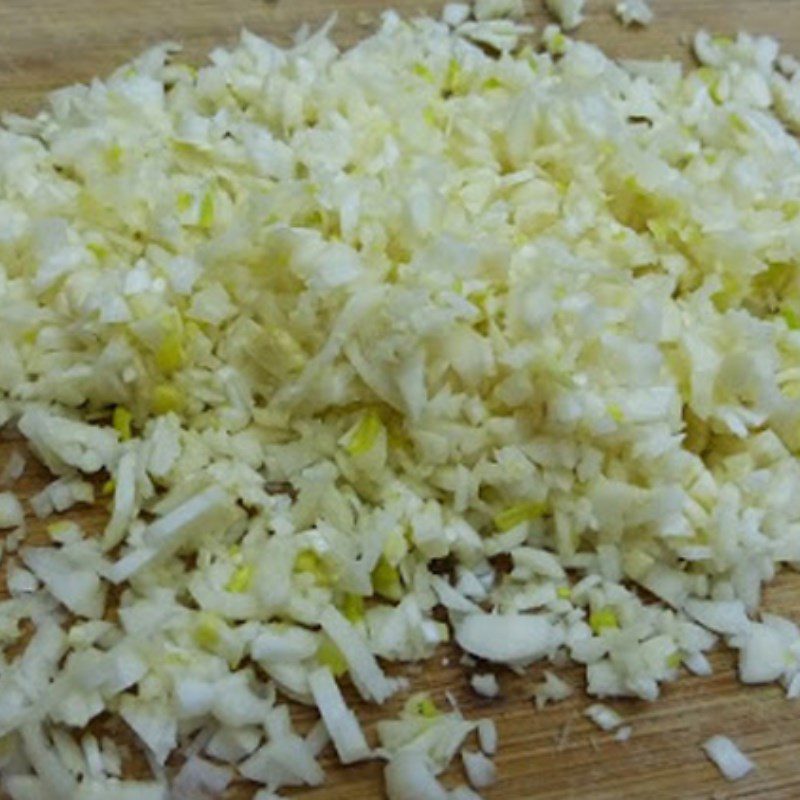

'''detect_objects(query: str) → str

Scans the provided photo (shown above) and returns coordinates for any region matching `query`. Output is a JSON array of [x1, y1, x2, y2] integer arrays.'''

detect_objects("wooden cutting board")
[[2, 1, 800, 798]]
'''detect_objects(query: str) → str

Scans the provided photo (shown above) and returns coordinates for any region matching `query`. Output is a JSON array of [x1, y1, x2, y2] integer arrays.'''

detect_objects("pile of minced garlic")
[[1, 1, 799, 797]]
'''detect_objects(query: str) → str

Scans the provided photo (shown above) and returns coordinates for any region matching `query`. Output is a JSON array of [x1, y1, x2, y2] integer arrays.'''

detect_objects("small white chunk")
[[239, 735, 324, 789], [0, 491, 24, 529], [205, 726, 262, 763], [308, 667, 371, 764], [470, 673, 499, 698], [585, 704, 623, 732], [477, 719, 498, 756], [22, 547, 105, 618], [534, 671, 573, 709], [442, 2, 471, 26], [462, 749, 497, 790], [384, 750, 449, 800], [614, 725, 632, 743], [107, 486, 238, 583], [455, 613, 562, 664], [305, 720, 331, 758], [615, 0, 653, 26], [7, 566, 38, 594], [474, 0, 525, 21], [0, 450, 26, 486], [685, 599, 750, 636], [545, 0, 584, 30], [684, 652, 713, 677], [702, 735, 754, 781], [737, 624, 786, 684], [320, 607, 401, 703]]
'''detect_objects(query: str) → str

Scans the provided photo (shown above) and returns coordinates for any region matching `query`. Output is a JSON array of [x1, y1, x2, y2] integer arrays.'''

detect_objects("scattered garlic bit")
[[614, 725, 632, 743], [477, 718, 498, 756], [615, 0, 653, 27], [7, 565, 39, 594], [462, 749, 498, 789], [29, 476, 94, 518], [471, 672, 500, 698], [0, 491, 24, 529], [544, 0, 584, 31], [534, 671, 573, 709], [378, 693, 478, 777], [474, 0, 526, 21], [384, 750, 450, 800], [442, 2, 472, 26], [0, 449, 26, 486], [173, 756, 233, 798], [455, 613, 562, 665], [308, 667, 371, 764], [585, 704, 624, 732], [539, 23, 569, 57], [457, 16, 534, 51], [3, 526, 25, 553], [702, 735, 755, 781]]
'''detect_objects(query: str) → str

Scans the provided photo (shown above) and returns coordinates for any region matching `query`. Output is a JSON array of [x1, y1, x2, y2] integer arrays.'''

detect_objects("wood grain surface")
[[2, 1, 800, 798]]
